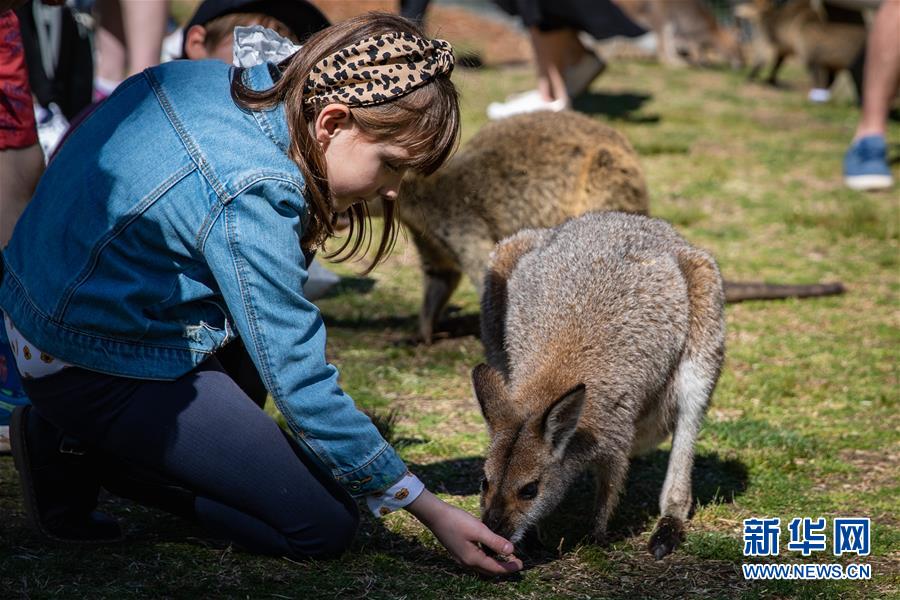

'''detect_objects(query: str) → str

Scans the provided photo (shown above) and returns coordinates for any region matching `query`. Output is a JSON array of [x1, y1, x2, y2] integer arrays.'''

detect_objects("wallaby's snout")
[[481, 507, 516, 542], [479, 457, 548, 544]]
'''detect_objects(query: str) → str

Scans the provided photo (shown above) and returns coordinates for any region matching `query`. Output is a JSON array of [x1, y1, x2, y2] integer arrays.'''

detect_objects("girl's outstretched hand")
[[406, 489, 524, 576]]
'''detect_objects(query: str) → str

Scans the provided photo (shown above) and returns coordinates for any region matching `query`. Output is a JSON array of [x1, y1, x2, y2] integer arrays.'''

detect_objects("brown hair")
[[231, 12, 460, 272], [202, 13, 298, 53]]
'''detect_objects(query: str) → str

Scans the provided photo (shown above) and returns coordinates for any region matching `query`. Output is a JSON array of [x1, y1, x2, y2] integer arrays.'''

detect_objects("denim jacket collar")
[[242, 62, 292, 154]]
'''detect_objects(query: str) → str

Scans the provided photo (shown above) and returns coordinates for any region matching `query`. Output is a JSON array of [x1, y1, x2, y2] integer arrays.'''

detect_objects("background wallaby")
[[397, 110, 648, 343], [473, 211, 726, 560], [617, 0, 745, 69], [737, 0, 866, 95], [395, 110, 843, 343]]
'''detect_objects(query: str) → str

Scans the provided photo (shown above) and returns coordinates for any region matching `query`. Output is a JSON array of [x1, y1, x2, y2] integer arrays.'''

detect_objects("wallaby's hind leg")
[[649, 249, 725, 560], [591, 453, 630, 543]]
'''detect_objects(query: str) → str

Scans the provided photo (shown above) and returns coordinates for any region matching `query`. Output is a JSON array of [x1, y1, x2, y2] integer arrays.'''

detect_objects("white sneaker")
[[808, 88, 831, 103], [34, 102, 69, 161], [565, 52, 606, 97], [0, 425, 9, 454], [487, 90, 569, 120]]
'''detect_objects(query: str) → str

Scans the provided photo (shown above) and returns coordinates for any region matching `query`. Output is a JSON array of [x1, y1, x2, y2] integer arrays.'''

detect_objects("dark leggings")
[[21, 354, 359, 559]]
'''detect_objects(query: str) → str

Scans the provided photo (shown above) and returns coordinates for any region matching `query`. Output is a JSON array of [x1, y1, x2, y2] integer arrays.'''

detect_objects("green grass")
[[2, 57, 898, 599]]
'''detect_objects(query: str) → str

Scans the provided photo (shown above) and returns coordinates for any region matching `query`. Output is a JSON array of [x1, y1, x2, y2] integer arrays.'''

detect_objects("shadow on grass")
[[572, 91, 660, 123], [411, 456, 485, 495], [321, 275, 376, 298], [321, 307, 482, 344], [411, 450, 748, 561], [888, 142, 900, 165]]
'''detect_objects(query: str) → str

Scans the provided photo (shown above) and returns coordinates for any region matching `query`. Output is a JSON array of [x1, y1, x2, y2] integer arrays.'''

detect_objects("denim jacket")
[[0, 60, 406, 497]]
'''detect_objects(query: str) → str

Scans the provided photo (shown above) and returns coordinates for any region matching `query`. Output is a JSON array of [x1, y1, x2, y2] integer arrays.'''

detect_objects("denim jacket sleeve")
[[202, 178, 408, 497]]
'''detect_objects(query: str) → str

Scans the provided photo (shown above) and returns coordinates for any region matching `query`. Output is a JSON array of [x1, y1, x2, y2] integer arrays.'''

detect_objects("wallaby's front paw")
[[648, 516, 685, 560]]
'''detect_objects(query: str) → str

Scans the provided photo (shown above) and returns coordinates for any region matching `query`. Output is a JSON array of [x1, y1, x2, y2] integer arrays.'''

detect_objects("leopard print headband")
[[303, 32, 454, 107]]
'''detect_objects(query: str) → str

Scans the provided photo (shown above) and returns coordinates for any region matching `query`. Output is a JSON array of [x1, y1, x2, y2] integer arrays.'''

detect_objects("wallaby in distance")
[[473, 211, 725, 560], [617, 0, 744, 69], [737, 0, 866, 95], [397, 110, 842, 344]]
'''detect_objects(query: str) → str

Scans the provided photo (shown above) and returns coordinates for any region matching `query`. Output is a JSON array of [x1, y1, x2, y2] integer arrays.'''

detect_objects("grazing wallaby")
[[473, 211, 726, 559], [395, 110, 843, 343], [617, 0, 745, 69], [397, 110, 649, 343], [737, 0, 866, 94]]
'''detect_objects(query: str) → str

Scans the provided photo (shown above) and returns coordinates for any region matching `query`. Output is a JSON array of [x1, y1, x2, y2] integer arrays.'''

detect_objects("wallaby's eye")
[[518, 481, 539, 500], [480, 477, 489, 493]]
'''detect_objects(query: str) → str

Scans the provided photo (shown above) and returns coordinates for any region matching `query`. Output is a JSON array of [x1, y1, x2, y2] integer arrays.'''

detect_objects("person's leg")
[[93, 0, 127, 96], [0, 10, 41, 452], [0, 9, 42, 247], [0, 144, 44, 245], [843, 0, 899, 190], [854, 0, 900, 140], [530, 27, 572, 103], [22, 359, 359, 558], [486, 27, 573, 119], [119, 0, 166, 76], [399, 0, 432, 25]]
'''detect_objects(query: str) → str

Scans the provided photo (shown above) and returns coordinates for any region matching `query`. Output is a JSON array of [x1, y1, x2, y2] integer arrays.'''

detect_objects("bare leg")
[[854, 0, 900, 140], [94, 0, 126, 85], [120, 0, 167, 76], [529, 27, 581, 104], [0, 144, 44, 247], [487, 27, 588, 117], [95, 0, 166, 84]]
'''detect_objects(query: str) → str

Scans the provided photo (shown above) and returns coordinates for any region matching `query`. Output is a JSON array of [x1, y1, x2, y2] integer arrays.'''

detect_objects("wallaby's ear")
[[542, 384, 586, 457], [472, 363, 510, 432]]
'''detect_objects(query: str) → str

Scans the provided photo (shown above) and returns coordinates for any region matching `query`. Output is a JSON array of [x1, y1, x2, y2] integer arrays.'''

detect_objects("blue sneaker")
[[843, 135, 894, 191]]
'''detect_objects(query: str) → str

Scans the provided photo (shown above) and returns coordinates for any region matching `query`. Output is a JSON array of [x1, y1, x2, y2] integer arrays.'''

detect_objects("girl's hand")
[[406, 489, 524, 576]]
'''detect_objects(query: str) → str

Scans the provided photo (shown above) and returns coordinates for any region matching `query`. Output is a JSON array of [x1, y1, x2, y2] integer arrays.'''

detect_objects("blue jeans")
[[21, 357, 359, 559]]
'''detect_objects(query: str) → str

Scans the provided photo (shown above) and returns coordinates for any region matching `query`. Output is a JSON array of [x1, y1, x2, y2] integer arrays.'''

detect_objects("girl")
[[1, 13, 522, 576]]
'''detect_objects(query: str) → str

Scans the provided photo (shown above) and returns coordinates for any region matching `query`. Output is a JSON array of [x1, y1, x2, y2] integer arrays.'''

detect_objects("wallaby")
[[396, 110, 649, 343], [472, 211, 726, 560], [616, 0, 745, 69], [737, 0, 866, 94], [395, 110, 843, 343]]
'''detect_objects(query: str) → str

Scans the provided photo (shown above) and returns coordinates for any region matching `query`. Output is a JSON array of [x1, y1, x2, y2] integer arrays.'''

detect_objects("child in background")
[[180, 0, 330, 62], [2, 12, 522, 575]]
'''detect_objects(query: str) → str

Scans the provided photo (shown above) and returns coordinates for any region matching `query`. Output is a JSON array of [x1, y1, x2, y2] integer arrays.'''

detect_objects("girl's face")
[[315, 105, 410, 213]]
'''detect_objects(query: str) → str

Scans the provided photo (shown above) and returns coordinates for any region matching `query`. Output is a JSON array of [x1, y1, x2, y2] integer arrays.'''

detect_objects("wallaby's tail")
[[723, 281, 846, 303]]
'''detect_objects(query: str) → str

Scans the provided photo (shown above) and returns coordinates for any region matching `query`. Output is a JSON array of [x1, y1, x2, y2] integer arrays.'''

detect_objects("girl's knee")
[[319, 503, 360, 558], [285, 498, 359, 560]]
